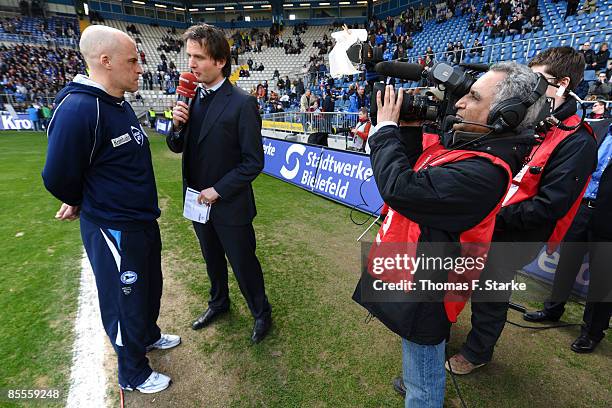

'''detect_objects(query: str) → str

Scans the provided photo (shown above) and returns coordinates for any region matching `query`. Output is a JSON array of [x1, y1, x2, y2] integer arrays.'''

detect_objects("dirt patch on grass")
[[119, 251, 236, 408]]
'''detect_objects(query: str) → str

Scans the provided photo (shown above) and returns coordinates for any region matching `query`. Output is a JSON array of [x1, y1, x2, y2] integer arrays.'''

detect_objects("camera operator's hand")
[[376, 85, 403, 125]]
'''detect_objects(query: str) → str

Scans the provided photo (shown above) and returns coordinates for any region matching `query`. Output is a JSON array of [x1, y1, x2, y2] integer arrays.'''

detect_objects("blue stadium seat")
[[584, 70, 596, 81]]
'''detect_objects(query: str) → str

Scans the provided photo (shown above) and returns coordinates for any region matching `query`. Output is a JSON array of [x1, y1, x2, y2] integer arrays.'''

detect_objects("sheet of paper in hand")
[[183, 187, 211, 224]]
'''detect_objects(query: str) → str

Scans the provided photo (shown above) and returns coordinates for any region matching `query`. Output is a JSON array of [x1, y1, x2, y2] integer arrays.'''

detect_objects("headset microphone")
[[445, 115, 497, 131]]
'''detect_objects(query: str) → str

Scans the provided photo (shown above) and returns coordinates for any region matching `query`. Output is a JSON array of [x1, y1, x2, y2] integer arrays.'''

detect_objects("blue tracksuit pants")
[[80, 216, 162, 388]]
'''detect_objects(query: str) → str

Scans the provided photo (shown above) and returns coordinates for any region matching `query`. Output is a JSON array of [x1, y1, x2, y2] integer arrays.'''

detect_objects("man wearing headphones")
[[444, 47, 598, 374], [354, 62, 547, 407]]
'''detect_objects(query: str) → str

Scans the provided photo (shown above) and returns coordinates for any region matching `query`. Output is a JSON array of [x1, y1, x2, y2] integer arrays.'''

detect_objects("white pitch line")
[[66, 249, 107, 408]]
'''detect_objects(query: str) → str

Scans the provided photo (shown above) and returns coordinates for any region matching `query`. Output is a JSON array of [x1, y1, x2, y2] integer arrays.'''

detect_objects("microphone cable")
[[349, 173, 383, 226], [446, 348, 469, 408]]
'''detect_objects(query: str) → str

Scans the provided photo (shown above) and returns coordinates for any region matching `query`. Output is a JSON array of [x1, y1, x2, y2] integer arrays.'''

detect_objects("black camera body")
[[370, 62, 487, 126]]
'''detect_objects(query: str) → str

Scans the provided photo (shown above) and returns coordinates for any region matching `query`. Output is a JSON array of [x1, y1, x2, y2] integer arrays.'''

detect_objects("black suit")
[[167, 79, 271, 320], [544, 126, 612, 341]]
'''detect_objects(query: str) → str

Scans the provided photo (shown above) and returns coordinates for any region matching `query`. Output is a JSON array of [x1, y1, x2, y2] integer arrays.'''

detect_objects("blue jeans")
[[402, 338, 446, 408]]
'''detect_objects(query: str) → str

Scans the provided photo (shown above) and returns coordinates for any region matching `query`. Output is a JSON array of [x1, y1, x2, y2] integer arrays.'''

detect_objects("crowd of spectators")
[[0, 44, 85, 110], [574, 40, 612, 101], [230, 23, 283, 55], [468, 0, 542, 38]]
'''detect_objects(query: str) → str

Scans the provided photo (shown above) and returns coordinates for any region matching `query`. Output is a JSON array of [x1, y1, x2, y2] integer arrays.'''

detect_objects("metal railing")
[[263, 111, 359, 132], [0, 93, 55, 108], [262, 111, 363, 149]]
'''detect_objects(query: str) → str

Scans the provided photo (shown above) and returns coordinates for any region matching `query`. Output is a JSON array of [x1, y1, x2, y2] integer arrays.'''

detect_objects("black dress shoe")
[[251, 316, 272, 344], [571, 335, 600, 354], [392, 376, 406, 397], [523, 310, 561, 323], [191, 308, 228, 330]]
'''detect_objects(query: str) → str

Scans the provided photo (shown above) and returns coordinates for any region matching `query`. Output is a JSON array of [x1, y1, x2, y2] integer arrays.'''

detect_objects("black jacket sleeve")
[[369, 125, 508, 232], [166, 123, 186, 153], [495, 129, 598, 231]]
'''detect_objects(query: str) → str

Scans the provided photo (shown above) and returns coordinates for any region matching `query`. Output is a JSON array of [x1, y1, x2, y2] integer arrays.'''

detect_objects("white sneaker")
[[146, 333, 181, 351], [121, 371, 171, 394]]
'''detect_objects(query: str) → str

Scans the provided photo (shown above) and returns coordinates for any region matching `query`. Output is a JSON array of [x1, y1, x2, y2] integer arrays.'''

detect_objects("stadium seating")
[[403, 0, 611, 66], [0, 13, 79, 47]]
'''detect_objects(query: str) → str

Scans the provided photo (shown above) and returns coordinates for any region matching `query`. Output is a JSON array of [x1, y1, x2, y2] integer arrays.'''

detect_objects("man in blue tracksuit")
[[42, 25, 180, 394]]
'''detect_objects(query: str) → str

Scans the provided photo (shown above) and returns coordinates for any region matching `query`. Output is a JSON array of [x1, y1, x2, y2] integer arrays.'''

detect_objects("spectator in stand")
[[594, 43, 609, 71], [296, 78, 305, 97], [491, 19, 504, 38], [587, 100, 610, 119], [499, 0, 512, 19], [139, 50, 146, 65], [300, 89, 314, 112], [579, 41, 597, 67], [522, 16, 535, 34], [508, 14, 524, 35], [277, 77, 285, 92], [322, 90, 334, 113], [565, 0, 580, 20], [454, 41, 465, 63], [532, 15, 543, 32], [349, 107, 372, 152], [578, 0, 598, 15], [446, 42, 455, 63], [588, 72, 612, 100], [469, 38, 484, 56], [348, 86, 369, 112]]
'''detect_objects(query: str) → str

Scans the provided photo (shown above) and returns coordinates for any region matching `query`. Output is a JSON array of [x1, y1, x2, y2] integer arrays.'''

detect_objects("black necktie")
[[199, 87, 214, 102]]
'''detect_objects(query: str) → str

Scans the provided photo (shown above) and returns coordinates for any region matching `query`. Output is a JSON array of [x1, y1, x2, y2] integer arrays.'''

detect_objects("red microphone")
[[177, 72, 198, 104]]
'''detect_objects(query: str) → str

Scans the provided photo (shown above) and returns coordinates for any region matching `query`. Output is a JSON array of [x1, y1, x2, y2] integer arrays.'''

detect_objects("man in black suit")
[[167, 24, 272, 344], [524, 122, 612, 353]]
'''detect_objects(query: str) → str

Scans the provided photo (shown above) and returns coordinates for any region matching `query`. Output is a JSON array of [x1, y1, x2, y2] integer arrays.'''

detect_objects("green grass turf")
[[0, 131, 81, 407], [1, 130, 610, 407]]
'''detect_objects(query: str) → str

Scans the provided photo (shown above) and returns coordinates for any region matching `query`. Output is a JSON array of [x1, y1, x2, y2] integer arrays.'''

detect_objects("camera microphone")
[[374, 61, 425, 81]]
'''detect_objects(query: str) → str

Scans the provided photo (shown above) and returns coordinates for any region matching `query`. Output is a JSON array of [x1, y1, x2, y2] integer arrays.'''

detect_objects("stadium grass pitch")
[[1, 131, 610, 407]]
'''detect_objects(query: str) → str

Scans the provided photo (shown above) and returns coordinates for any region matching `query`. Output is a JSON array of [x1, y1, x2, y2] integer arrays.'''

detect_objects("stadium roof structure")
[[121, 0, 372, 10]]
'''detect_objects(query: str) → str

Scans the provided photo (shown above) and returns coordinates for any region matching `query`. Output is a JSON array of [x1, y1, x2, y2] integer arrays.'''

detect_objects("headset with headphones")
[[486, 73, 549, 133]]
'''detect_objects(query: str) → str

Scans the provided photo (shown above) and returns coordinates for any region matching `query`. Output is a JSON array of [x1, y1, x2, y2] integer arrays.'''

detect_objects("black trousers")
[[193, 221, 271, 320], [462, 205, 612, 364], [544, 204, 612, 341], [460, 241, 540, 365]]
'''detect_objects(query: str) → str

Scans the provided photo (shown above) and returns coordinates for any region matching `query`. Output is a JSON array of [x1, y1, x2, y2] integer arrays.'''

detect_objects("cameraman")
[[354, 62, 546, 407], [447, 46, 598, 375]]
